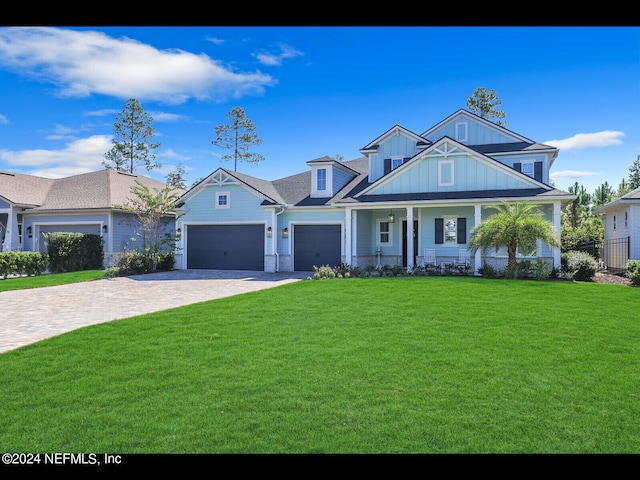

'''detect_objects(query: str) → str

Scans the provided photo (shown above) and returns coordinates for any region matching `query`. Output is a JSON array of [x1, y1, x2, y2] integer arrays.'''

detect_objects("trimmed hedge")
[[0, 252, 49, 279], [44, 232, 104, 273]]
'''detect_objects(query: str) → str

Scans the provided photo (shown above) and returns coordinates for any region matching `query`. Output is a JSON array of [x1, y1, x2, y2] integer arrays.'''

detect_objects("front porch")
[[342, 202, 562, 275]]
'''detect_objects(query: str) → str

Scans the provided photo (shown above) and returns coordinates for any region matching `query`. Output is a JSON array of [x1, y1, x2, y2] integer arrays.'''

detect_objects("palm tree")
[[468, 201, 560, 271]]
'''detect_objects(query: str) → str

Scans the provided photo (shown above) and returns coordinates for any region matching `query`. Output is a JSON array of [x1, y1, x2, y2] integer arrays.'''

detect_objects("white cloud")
[[0, 113, 8, 124], [253, 44, 303, 66], [550, 170, 599, 181], [206, 37, 224, 45], [545, 131, 625, 150], [0, 135, 111, 177], [0, 27, 277, 105]]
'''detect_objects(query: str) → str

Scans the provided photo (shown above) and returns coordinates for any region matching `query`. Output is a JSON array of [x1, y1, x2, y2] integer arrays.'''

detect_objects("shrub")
[[0, 252, 49, 279], [45, 232, 103, 273], [105, 251, 153, 278], [625, 260, 640, 285], [478, 263, 502, 278], [561, 250, 598, 282], [312, 264, 337, 280], [533, 258, 553, 280]]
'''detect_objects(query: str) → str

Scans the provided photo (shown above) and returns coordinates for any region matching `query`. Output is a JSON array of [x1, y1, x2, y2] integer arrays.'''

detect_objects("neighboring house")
[[596, 187, 640, 273], [175, 109, 576, 274], [0, 169, 183, 267]]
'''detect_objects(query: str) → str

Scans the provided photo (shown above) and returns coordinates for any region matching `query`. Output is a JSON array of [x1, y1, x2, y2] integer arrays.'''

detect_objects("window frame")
[[455, 122, 468, 142], [215, 191, 230, 209], [391, 156, 404, 170], [377, 219, 392, 246], [520, 161, 535, 178], [317, 168, 327, 191], [438, 160, 454, 187]]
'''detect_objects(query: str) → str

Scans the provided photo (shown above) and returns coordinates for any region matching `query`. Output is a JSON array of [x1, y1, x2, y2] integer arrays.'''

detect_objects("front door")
[[402, 220, 419, 268]]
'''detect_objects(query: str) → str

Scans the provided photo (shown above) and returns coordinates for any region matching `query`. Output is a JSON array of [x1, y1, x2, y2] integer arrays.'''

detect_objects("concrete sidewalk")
[[0, 269, 310, 354]]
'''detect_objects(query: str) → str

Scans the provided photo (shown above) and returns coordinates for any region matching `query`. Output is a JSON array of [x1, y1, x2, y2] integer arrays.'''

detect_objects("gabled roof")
[[0, 170, 55, 206], [596, 186, 640, 214], [0, 169, 182, 211], [360, 125, 429, 153], [421, 108, 534, 143]]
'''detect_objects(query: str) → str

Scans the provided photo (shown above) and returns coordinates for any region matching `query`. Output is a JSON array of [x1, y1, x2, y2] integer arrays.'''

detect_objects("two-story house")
[[174, 109, 576, 273]]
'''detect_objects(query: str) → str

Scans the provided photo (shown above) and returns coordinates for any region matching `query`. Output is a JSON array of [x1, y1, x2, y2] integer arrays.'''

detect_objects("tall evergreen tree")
[[166, 163, 187, 190], [103, 98, 161, 174], [628, 155, 640, 190], [211, 106, 264, 171], [466, 87, 508, 127], [592, 181, 614, 209]]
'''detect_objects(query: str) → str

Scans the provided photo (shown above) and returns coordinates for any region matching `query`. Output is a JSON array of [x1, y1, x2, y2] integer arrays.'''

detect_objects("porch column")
[[3, 206, 18, 251], [345, 208, 352, 265], [474, 205, 482, 275], [553, 202, 561, 270], [407, 207, 414, 272]]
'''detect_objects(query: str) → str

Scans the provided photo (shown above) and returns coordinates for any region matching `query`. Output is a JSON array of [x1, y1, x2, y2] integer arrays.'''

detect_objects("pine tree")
[[103, 98, 161, 174], [466, 87, 508, 127], [212, 106, 264, 171]]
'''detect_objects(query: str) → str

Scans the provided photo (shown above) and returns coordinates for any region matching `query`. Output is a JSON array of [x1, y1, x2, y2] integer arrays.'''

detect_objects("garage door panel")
[[187, 224, 264, 270], [294, 225, 341, 271]]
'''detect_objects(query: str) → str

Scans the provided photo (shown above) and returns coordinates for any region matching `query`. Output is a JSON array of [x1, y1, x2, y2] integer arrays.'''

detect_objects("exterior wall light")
[[102, 225, 108, 234], [388, 211, 395, 223], [176, 228, 182, 237], [266, 226, 272, 238], [27, 226, 33, 238], [282, 227, 289, 238]]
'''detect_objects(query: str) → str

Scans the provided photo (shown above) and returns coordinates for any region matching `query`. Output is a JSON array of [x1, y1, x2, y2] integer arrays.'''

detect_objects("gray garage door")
[[293, 224, 341, 272], [37, 224, 101, 252], [187, 224, 264, 270]]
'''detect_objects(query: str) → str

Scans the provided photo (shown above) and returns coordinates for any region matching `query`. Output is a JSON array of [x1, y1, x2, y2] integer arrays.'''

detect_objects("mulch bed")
[[594, 271, 635, 286]]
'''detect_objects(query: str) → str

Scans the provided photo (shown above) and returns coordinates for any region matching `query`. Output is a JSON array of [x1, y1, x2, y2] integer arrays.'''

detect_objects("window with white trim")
[[521, 161, 535, 178], [317, 168, 327, 191], [377, 220, 391, 246], [444, 217, 457, 244], [216, 192, 230, 209], [438, 160, 454, 187], [391, 156, 404, 170], [455, 122, 468, 142]]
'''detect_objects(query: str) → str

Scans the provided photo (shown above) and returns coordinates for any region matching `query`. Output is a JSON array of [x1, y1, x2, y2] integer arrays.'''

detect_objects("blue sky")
[[0, 26, 638, 195]]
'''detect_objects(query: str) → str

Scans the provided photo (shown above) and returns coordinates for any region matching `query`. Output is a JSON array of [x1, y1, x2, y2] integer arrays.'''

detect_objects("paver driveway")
[[0, 269, 310, 354]]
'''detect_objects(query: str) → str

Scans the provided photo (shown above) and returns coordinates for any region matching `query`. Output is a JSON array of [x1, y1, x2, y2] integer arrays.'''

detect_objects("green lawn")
[[0, 276, 638, 453], [0, 270, 105, 291]]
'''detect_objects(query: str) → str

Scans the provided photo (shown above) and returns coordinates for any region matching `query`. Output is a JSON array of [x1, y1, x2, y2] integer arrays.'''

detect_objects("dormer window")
[[391, 156, 404, 170], [317, 168, 327, 191]]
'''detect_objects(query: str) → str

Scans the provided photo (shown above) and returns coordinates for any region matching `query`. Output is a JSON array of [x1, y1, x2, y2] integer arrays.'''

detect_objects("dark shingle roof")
[[336, 188, 571, 204]]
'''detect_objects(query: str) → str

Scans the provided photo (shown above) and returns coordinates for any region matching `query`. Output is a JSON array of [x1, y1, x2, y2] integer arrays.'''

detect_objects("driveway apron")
[[0, 270, 310, 354]]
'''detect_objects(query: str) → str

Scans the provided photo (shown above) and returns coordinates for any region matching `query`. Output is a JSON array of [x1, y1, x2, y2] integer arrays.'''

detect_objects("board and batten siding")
[[424, 116, 516, 145], [179, 184, 270, 224], [369, 154, 532, 196], [369, 133, 419, 182]]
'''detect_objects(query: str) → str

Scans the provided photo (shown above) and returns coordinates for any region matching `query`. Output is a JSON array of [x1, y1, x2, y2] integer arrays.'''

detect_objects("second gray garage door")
[[187, 224, 264, 270], [293, 224, 341, 271]]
